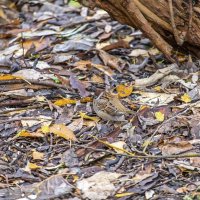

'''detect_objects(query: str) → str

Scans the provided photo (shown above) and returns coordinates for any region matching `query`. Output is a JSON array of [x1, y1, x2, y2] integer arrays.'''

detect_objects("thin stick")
[[143, 101, 199, 153]]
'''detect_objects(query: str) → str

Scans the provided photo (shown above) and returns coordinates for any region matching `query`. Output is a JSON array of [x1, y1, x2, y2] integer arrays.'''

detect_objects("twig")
[[0, 117, 52, 124], [0, 79, 76, 94], [74, 144, 200, 159], [143, 101, 199, 153]]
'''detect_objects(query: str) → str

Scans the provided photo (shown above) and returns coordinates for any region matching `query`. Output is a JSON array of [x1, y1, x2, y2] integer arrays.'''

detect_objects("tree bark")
[[79, 0, 200, 61]]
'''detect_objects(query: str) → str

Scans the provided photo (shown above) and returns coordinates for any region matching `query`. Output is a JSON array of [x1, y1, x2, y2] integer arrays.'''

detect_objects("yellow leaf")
[[155, 111, 165, 122], [73, 175, 79, 182], [0, 74, 21, 80], [41, 125, 50, 134], [17, 130, 44, 138], [80, 112, 99, 122], [27, 162, 41, 170], [50, 124, 77, 141], [80, 97, 93, 103], [115, 192, 134, 198], [116, 84, 133, 97], [32, 151, 44, 160], [154, 86, 161, 92], [181, 93, 191, 103], [54, 98, 77, 106]]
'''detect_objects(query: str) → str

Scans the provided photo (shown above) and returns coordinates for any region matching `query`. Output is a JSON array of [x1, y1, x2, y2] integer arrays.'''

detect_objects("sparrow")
[[93, 91, 131, 121]]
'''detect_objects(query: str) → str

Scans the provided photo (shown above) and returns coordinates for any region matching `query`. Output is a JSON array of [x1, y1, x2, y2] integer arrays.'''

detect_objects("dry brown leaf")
[[32, 150, 44, 160], [160, 141, 193, 156], [50, 124, 77, 141], [91, 74, 104, 83], [98, 50, 126, 72], [23, 38, 50, 53]]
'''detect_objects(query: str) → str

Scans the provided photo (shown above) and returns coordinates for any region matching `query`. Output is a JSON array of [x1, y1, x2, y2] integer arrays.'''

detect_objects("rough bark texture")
[[79, 0, 200, 61]]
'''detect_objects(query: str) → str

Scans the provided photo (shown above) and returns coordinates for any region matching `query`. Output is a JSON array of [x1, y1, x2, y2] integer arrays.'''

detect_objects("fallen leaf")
[[50, 124, 77, 141], [98, 50, 126, 72], [80, 112, 99, 122], [134, 91, 176, 106], [32, 150, 44, 160], [116, 84, 133, 97], [111, 141, 126, 153], [23, 38, 50, 53], [74, 60, 92, 71], [54, 98, 77, 106], [93, 63, 115, 77], [129, 49, 148, 57], [34, 175, 72, 199], [190, 157, 200, 167], [25, 162, 42, 171], [53, 39, 93, 53], [160, 141, 193, 156], [17, 130, 44, 138], [41, 125, 50, 134], [0, 74, 21, 80], [67, 118, 83, 132], [77, 171, 122, 200], [135, 64, 178, 87], [181, 93, 192, 103], [176, 187, 188, 193], [69, 74, 89, 97], [83, 120, 96, 127], [91, 74, 104, 83], [155, 111, 165, 122]]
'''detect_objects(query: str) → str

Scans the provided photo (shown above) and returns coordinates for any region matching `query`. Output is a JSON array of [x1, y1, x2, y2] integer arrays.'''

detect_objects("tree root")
[[79, 0, 200, 61]]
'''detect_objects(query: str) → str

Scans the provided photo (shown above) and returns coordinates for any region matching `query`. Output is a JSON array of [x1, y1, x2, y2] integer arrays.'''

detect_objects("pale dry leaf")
[[160, 141, 193, 156], [77, 171, 122, 200], [133, 91, 176, 106], [50, 124, 77, 141], [135, 64, 178, 87], [98, 50, 126, 72], [32, 150, 44, 160]]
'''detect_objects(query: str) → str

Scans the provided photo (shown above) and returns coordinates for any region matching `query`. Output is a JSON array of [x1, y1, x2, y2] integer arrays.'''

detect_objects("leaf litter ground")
[[0, 1, 200, 199]]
